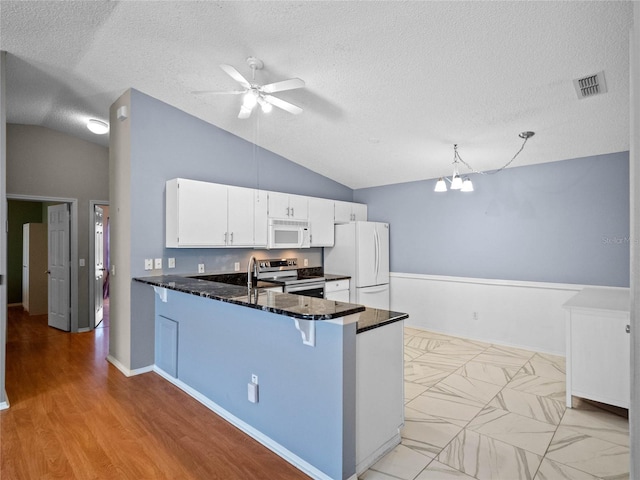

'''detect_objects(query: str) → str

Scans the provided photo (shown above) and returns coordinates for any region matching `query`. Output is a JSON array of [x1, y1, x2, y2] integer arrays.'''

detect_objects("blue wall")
[[354, 152, 630, 287], [129, 89, 353, 277]]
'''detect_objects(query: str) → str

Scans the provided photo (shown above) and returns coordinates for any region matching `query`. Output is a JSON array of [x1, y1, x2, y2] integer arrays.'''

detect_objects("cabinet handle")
[[291, 207, 294, 217], [626, 324, 631, 334], [230, 232, 234, 244], [286, 207, 290, 217], [224, 232, 228, 244]]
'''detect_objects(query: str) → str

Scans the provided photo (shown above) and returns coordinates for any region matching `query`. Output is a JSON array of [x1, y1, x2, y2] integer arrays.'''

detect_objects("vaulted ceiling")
[[0, 1, 633, 189]]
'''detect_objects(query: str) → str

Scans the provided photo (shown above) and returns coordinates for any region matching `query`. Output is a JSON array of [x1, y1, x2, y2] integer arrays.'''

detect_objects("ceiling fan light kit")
[[87, 119, 109, 135], [434, 131, 535, 193], [193, 56, 305, 119]]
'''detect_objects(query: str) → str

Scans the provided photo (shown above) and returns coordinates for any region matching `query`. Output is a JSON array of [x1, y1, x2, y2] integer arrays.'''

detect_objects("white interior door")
[[48, 204, 70, 331], [94, 205, 104, 327]]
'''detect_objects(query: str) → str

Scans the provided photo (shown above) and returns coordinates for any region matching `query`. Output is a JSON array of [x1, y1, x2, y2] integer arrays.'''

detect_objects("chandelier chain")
[[455, 135, 531, 176]]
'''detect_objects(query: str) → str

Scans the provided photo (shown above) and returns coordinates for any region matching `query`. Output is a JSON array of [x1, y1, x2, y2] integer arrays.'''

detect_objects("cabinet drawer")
[[325, 279, 349, 293]]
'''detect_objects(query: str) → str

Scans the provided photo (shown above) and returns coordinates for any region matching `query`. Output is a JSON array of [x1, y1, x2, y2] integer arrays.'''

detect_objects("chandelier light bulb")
[[434, 178, 447, 192], [450, 174, 463, 190], [461, 178, 474, 192], [243, 90, 258, 109]]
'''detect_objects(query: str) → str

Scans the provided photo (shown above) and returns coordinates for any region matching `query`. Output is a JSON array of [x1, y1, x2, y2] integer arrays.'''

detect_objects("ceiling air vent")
[[573, 71, 607, 99]]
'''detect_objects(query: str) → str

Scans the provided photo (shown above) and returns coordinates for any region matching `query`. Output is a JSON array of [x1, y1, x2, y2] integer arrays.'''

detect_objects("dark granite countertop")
[[357, 308, 408, 333], [323, 273, 352, 281], [133, 275, 365, 321]]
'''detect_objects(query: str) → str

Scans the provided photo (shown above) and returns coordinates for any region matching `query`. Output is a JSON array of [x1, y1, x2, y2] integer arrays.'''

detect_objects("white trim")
[[7, 193, 79, 332], [153, 366, 336, 480], [7, 303, 21, 307], [0, 390, 9, 410], [390, 271, 605, 292], [106, 355, 154, 377], [77, 327, 91, 333]]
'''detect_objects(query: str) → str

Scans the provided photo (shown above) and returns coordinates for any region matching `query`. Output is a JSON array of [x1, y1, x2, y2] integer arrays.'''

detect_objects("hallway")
[[0, 306, 308, 479]]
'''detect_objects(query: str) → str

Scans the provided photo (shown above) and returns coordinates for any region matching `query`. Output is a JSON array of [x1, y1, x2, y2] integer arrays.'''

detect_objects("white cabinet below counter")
[[325, 278, 350, 302], [564, 287, 630, 409]]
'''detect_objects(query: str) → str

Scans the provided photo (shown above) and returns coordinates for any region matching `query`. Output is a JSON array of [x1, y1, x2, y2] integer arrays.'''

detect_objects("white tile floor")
[[360, 327, 630, 480]]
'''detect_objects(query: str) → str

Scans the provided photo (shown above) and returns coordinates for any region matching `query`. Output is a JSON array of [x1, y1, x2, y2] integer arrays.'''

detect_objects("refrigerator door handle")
[[374, 228, 379, 279]]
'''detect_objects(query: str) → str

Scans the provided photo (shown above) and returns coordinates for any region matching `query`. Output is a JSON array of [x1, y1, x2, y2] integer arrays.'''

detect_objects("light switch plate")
[[144, 259, 153, 270], [234, 262, 240, 272], [303, 258, 308, 267], [198, 263, 205, 273], [168, 258, 176, 268], [154, 258, 162, 269], [79, 258, 85, 267]]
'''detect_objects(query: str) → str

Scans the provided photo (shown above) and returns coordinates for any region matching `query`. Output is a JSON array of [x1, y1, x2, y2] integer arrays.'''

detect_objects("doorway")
[[90, 202, 110, 329], [6, 195, 79, 332]]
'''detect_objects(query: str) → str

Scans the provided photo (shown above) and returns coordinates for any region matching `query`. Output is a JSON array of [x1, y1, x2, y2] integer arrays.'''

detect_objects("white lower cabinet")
[[325, 279, 350, 302], [564, 288, 630, 409]]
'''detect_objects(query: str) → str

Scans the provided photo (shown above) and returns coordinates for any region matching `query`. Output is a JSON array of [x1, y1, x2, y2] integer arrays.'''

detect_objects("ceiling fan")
[[193, 57, 305, 119]]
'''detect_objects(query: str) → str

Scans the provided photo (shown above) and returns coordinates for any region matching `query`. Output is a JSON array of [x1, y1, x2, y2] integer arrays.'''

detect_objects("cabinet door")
[[254, 190, 268, 247], [178, 179, 227, 246], [352, 203, 368, 221], [570, 311, 630, 408], [308, 197, 334, 246], [268, 192, 290, 218], [156, 315, 178, 378], [227, 186, 254, 246], [334, 201, 352, 223], [288, 194, 308, 220]]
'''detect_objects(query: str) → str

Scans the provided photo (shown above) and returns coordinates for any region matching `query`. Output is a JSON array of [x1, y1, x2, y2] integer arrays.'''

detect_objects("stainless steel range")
[[256, 258, 325, 298]]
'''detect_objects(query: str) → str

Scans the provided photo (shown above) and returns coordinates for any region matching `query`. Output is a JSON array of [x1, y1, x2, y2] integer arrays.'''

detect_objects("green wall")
[[8, 200, 44, 304]]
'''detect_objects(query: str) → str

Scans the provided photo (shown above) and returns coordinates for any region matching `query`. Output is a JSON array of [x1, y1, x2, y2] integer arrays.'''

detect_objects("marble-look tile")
[[560, 407, 629, 447], [545, 426, 629, 479], [415, 460, 476, 479], [455, 360, 521, 387], [405, 336, 450, 354], [429, 341, 486, 361], [507, 371, 566, 401], [359, 469, 400, 480], [402, 407, 463, 458], [408, 328, 457, 341], [534, 458, 602, 480], [473, 345, 534, 368], [406, 389, 486, 427], [466, 406, 557, 455], [413, 352, 469, 370], [405, 381, 429, 403], [368, 444, 432, 480], [430, 373, 502, 407], [522, 353, 566, 382], [488, 388, 566, 425], [404, 361, 453, 388], [437, 429, 542, 480]]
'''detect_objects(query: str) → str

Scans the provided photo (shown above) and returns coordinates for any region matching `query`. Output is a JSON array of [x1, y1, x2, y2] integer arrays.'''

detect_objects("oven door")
[[284, 283, 325, 298]]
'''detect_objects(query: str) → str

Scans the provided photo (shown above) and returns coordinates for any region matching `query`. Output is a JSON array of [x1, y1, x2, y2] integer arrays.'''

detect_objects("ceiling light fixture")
[[87, 119, 109, 135], [434, 131, 535, 193]]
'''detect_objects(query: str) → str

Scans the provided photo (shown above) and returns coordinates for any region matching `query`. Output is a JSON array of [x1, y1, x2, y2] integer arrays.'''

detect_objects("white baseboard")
[[0, 390, 9, 410], [7, 303, 22, 307], [153, 366, 337, 480], [356, 431, 401, 475], [390, 272, 627, 355], [77, 327, 91, 333], [106, 355, 154, 377]]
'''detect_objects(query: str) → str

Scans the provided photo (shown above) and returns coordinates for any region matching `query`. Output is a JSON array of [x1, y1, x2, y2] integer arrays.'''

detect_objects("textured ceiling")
[[0, 1, 633, 189]]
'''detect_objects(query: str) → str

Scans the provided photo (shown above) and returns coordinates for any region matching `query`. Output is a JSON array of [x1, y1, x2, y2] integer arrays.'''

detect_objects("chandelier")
[[434, 131, 535, 193]]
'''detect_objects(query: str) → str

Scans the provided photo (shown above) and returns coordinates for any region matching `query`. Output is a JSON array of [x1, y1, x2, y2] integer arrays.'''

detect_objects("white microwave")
[[267, 218, 310, 249]]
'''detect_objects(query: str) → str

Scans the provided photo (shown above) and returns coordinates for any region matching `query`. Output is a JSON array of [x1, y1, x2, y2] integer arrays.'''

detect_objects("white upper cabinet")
[[226, 185, 255, 247], [254, 189, 268, 247], [166, 178, 227, 247], [308, 197, 335, 246], [334, 200, 368, 223], [167, 179, 264, 248], [268, 192, 308, 220]]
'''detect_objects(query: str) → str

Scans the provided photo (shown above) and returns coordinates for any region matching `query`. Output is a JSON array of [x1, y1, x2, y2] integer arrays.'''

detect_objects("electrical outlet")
[[472, 311, 479, 321], [144, 259, 153, 270], [248, 382, 259, 403], [251, 374, 258, 385], [234, 262, 240, 272], [154, 258, 162, 269], [198, 263, 205, 273], [168, 258, 176, 268], [303, 258, 308, 267]]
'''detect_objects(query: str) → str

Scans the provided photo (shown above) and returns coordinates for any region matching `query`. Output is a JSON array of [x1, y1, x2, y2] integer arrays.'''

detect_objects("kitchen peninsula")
[[133, 274, 407, 480]]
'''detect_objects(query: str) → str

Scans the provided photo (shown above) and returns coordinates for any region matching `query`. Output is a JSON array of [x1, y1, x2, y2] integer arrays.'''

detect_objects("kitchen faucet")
[[247, 255, 257, 290]]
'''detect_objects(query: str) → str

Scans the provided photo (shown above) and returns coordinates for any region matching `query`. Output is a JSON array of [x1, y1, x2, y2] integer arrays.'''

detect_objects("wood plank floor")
[[1, 306, 309, 479]]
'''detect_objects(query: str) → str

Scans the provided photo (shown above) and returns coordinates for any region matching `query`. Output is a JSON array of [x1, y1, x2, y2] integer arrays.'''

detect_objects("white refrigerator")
[[324, 221, 390, 309]]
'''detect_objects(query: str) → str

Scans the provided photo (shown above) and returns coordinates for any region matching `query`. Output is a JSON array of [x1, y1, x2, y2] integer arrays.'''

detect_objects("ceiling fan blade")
[[238, 105, 253, 119], [261, 78, 305, 94], [191, 90, 245, 95], [263, 95, 303, 115], [220, 64, 251, 89]]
